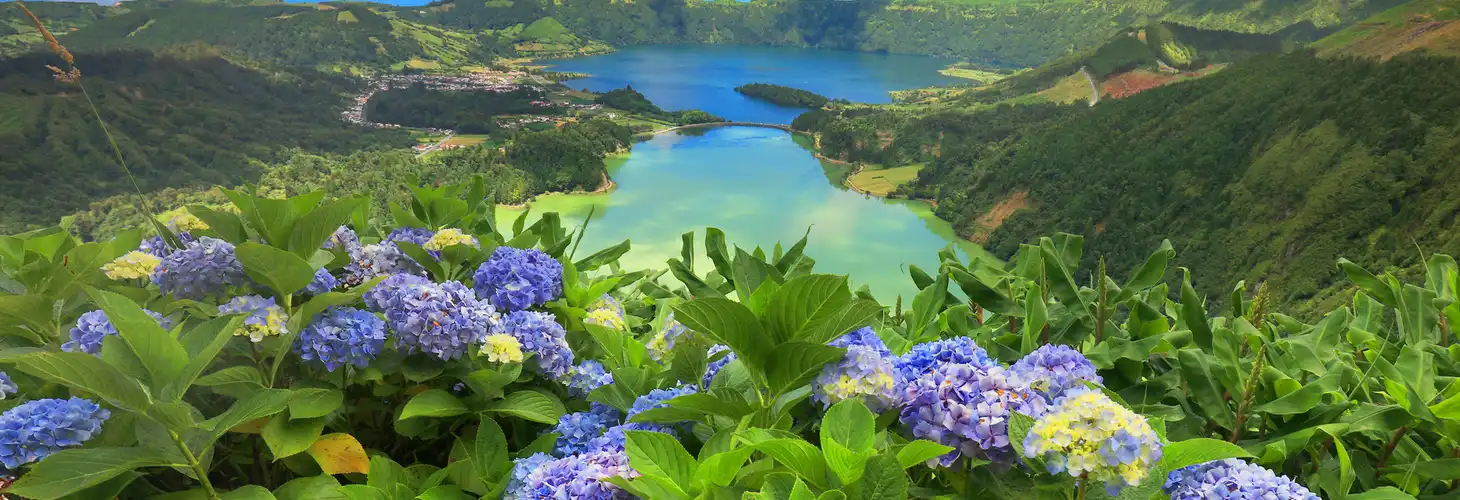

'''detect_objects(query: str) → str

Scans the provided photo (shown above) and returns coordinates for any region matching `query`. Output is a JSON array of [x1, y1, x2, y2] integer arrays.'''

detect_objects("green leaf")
[[665, 390, 754, 420], [895, 440, 954, 469], [1381, 458, 1460, 480], [367, 455, 409, 491], [704, 228, 734, 280], [263, 414, 326, 460], [147, 401, 199, 432], [822, 399, 875, 453], [205, 389, 293, 440], [908, 272, 948, 337], [765, 342, 847, 394], [187, 205, 249, 244], [236, 242, 317, 297], [290, 389, 344, 420], [1179, 269, 1213, 351], [626, 430, 697, 490], [1116, 240, 1175, 302], [1177, 349, 1235, 428], [1008, 411, 1037, 459], [789, 479, 816, 500], [1253, 373, 1342, 416], [4, 447, 170, 500], [775, 227, 811, 273], [766, 275, 852, 343], [1158, 438, 1254, 472], [948, 267, 1022, 316], [399, 389, 469, 420], [673, 298, 773, 372], [86, 287, 188, 391], [221, 485, 277, 500], [473, 416, 508, 483], [167, 316, 244, 401], [274, 474, 346, 500], [1346, 487, 1415, 500], [485, 390, 565, 424], [574, 239, 630, 272], [1337, 259, 1397, 306], [749, 438, 829, 489], [195, 365, 265, 388], [10, 351, 152, 413], [824, 438, 870, 485], [691, 448, 755, 491], [288, 198, 363, 258], [336, 485, 391, 500], [849, 454, 907, 500]]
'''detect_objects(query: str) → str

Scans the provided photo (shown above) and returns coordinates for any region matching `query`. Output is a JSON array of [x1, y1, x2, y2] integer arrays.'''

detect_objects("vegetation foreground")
[[0, 175, 1452, 500]]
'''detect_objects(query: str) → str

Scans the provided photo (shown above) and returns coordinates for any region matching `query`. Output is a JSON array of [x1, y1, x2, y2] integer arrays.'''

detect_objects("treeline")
[[366, 84, 560, 134], [734, 83, 829, 109], [794, 103, 1079, 167], [0, 50, 412, 234], [596, 86, 723, 125], [818, 52, 1460, 313], [71, 119, 633, 240]]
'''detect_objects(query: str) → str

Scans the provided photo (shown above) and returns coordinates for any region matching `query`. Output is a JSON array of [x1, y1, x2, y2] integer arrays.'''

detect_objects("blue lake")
[[547, 44, 962, 124]]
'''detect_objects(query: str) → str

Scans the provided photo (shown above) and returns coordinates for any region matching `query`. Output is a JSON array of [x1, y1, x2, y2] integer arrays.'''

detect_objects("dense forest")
[[808, 52, 1460, 314], [596, 86, 723, 125], [365, 84, 559, 133], [734, 83, 829, 108], [0, 50, 412, 234]]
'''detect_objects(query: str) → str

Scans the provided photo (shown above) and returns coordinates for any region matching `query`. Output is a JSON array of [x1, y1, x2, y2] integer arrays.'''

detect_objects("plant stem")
[[1076, 480, 1087, 500], [1375, 426, 1409, 474], [170, 430, 219, 500]]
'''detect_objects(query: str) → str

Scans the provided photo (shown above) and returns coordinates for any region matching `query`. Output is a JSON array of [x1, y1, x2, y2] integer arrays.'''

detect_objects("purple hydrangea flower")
[[363, 273, 432, 312], [63, 309, 173, 356], [473, 247, 563, 312], [586, 422, 678, 453], [703, 345, 736, 387], [343, 243, 425, 286], [379, 280, 499, 360], [305, 268, 339, 295], [501, 310, 574, 379], [1011, 344, 1102, 400], [295, 307, 387, 371], [387, 227, 435, 248], [899, 357, 1048, 467], [517, 451, 635, 500], [323, 226, 361, 252], [568, 361, 614, 398], [551, 403, 622, 456], [153, 236, 247, 300], [627, 385, 698, 421], [0, 397, 110, 470], [0, 372, 17, 400], [139, 232, 196, 258], [832, 326, 891, 355], [1164, 459, 1320, 500], [895, 336, 997, 383]]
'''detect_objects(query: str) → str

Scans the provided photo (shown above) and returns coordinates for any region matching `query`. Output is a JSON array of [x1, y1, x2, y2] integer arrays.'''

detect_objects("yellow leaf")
[[229, 417, 269, 434], [307, 433, 370, 475]]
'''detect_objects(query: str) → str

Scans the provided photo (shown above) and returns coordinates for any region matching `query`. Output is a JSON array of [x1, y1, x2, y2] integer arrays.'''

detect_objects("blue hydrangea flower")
[[380, 280, 499, 360], [323, 226, 361, 252], [501, 310, 574, 379], [363, 273, 433, 312], [217, 295, 288, 343], [517, 451, 635, 500], [63, 308, 172, 356], [0, 397, 110, 470], [568, 361, 614, 398], [295, 307, 387, 371], [473, 247, 563, 312], [814, 341, 899, 413], [153, 236, 247, 300], [507, 452, 556, 499], [551, 403, 622, 456], [1164, 459, 1320, 500], [343, 243, 425, 286], [586, 422, 678, 453], [139, 232, 196, 258], [832, 326, 891, 355], [703, 344, 736, 387], [305, 268, 339, 295], [0, 372, 17, 400], [627, 385, 698, 421], [647, 312, 692, 362], [1011, 344, 1102, 400], [895, 336, 997, 383], [387, 227, 435, 248]]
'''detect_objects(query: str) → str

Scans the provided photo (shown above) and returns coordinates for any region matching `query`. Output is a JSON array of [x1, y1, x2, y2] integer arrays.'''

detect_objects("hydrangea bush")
[[0, 180, 1445, 500]]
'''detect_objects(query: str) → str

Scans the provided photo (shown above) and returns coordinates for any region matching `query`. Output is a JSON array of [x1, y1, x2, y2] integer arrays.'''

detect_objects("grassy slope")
[[1312, 0, 1460, 58]]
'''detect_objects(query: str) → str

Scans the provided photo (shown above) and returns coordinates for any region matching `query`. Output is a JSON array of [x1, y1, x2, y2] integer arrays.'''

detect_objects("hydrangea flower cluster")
[[568, 361, 614, 397], [153, 236, 247, 300], [703, 344, 736, 387], [551, 403, 622, 456], [364, 273, 432, 312], [584, 295, 627, 330], [500, 310, 574, 379], [814, 328, 899, 412], [895, 336, 996, 383], [1024, 390, 1163, 496], [473, 247, 563, 311], [161, 209, 209, 232], [139, 232, 196, 258], [900, 360, 1046, 466], [386, 227, 435, 248], [294, 307, 387, 371], [513, 451, 636, 500], [344, 243, 424, 285], [101, 251, 161, 280], [506, 453, 556, 499], [647, 312, 691, 362], [323, 226, 360, 252], [63, 308, 172, 356], [423, 228, 478, 251], [627, 385, 698, 421], [305, 268, 339, 295], [0, 397, 110, 470], [377, 280, 499, 360], [587, 422, 678, 454], [1011, 344, 1102, 400], [480, 334, 525, 363], [1164, 459, 1319, 500], [218, 295, 289, 343], [0, 372, 17, 400]]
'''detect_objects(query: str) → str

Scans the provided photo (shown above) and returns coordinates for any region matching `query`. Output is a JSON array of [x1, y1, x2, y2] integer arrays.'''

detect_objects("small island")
[[733, 83, 829, 108], [597, 86, 725, 125]]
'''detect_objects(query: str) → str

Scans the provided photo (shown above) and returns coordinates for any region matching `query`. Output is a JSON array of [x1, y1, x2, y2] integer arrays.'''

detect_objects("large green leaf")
[[765, 342, 847, 394], [399, 389, 469, 420], [9, 351, 152, 412], [626, 430, 697, 491], [848, 454, 907, 500], [765, 275, 851, 343], [1157, 438, 1254, 472], [485, 390, 565, 424], [1177, 349, 1235, 428], [262, 414, 326, 460], [575, 239, 631, 272], [236, 242, 316, 297], [822, 399, 875, 454], [4, 447, 170, 500], [895, 441, 954, 469], [221, 485, 278, 500], [666, 390, 754, 420], [273, 474, 345, 500], [204, 389, 293, 441], [1179, 269, 1213, 351], [1337, 259, 1397, 306], [473, 416, 508, 483], [287, 198, 363, 258], [1116, 239, 1175, 302], [1253, 373, 1342, 416], [289, 388, 344, 420], [691, 447, 755, 491], [86, 287, 188, 391], [750, 438, 829, 489], [948, 267, 1023, 316], [166, 316, 244, 401], [673, 298, 773, 372]]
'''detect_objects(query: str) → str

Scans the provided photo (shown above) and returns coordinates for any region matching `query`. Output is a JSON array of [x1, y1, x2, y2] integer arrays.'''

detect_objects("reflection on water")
[[496, 126, 992, 301]]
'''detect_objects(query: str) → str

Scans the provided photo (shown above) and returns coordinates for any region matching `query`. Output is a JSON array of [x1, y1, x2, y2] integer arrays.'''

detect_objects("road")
[[415, 131, 456, 158]]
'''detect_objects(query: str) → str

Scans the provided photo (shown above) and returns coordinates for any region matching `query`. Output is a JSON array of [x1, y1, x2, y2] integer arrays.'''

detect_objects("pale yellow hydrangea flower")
[[480, 333, 524, 363], [423, 228, 478, 251], [101, 251, 160, 280], [159, 208, 210, 232], [584, 308, 627, 330]]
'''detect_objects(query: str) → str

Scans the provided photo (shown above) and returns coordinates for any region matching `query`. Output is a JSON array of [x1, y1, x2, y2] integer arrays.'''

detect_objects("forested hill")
[[856, 52, 1460, 314], [0, 50, 411, 234], [399, 0, 1399, 67]]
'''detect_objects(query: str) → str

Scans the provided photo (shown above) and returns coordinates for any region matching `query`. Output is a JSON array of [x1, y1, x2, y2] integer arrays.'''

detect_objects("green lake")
[[497, 125, 990, 302]]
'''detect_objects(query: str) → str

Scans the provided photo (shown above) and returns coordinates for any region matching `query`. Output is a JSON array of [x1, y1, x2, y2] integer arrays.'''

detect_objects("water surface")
[[548, 44, 961, 123]]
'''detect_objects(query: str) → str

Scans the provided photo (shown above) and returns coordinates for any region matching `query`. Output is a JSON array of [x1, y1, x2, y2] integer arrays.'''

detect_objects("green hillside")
[[0, 50, 412, 234], [1312, 0, 1460, 58], [0, 1, 117, 58]]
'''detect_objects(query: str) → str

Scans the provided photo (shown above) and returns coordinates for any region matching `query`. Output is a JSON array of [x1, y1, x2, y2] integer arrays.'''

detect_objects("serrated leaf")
[[1158, 438, 1254, 472], [86, 287, 188, 392], [673, 298, 773, 372], [484, 390, 564, 424], [625, 430, 697, 490], [290, 388, 344, 420], [236, 242, 317, 297], [895, 440, 954, 469], [749, 438, 829, 489], [473, 416, 508, 483], [10, 351, 151, 413], [262, 414, 326, 460], [4, 447, 170, 500], [765, 342, 846, 394], [399, 389, 469, 420]]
